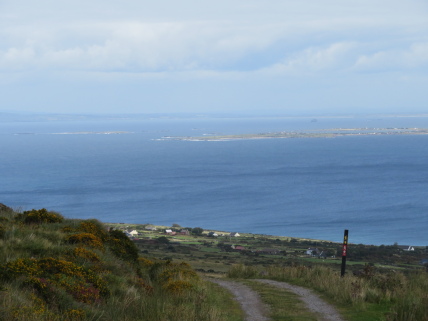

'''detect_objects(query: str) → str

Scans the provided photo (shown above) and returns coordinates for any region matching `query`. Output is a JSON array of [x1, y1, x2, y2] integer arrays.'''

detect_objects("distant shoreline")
[[106, 222, 427, 247], [156, 127, 428, 141]]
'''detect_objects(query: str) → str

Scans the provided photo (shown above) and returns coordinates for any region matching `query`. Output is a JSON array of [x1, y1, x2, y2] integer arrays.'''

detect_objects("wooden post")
[[341, 229, 348, 277]]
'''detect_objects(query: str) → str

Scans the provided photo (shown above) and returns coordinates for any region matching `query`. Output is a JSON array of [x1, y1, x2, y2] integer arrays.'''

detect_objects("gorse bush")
[[66, 232, 104, 249], [71, 247, 101, 262], [147, 260, 200, 295], [17, 208, 64, 224], [1, 257, 109, 302], [77, 220, 109, 241]]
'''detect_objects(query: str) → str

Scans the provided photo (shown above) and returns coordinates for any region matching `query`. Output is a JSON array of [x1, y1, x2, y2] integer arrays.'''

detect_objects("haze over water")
[[1, 115, 427, 246]]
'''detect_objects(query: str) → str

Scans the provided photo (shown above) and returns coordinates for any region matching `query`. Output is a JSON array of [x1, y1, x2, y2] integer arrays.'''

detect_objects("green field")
[[106, 222, 426, 274]]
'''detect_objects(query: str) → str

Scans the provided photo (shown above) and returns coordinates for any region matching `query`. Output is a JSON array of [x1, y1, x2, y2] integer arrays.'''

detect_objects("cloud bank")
[[1, 0, 427, 113]]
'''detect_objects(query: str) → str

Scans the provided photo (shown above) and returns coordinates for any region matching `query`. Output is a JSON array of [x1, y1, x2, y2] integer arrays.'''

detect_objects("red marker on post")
[[341, 230, 348, 277]]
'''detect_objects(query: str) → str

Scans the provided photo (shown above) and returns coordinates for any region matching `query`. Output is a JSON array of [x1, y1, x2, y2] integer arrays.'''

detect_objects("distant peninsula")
[[157, 127, 428, 141]]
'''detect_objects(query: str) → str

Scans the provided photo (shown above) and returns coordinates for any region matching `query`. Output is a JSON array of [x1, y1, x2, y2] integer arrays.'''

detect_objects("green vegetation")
[[116, 223, 426, 274], [110, 222, 427, 321], [227, 264, 428, 321], [241, 279, 319, 320], [0, 207, 241, 321], [1, 205, 427, 321]]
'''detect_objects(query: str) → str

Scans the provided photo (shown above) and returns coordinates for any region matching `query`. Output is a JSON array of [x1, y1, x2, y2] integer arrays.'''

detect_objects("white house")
[[398, 245, 415, 251], [306, 248, 320, 256], [230, 232, 240, 237], [129, 230, 139, 236]]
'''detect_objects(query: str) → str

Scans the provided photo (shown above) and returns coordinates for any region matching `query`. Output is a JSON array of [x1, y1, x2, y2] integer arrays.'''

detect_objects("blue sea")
[[1, 115, 427, 246]]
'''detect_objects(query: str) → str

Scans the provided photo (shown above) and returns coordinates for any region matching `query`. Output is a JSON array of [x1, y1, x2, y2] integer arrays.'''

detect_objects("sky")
[[1, 0, 428, 115]]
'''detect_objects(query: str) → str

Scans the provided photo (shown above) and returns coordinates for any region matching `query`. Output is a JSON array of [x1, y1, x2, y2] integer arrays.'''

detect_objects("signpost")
[[341, 229, 348, 277]]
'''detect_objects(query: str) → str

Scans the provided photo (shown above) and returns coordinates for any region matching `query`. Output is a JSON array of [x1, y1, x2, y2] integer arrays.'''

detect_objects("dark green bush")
[[156, 236, 170, 244], [191, 227, 204, 236], [108, 229, 139, 263]]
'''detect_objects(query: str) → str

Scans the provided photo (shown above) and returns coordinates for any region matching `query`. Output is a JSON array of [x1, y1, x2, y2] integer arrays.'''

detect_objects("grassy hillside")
[[227, 264, 428, 321], [1, 206, 427, 321], [0, 206, 241, 321], [105, 223, 428, 321]]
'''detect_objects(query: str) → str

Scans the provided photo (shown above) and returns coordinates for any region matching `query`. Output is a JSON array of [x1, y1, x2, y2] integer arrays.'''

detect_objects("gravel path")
[[255, 279, 345, 321], [209, 279, 270, 321], [210, 278, 345, 321]]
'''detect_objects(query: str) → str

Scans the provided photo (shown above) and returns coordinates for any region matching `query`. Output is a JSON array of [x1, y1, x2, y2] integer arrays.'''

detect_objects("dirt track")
[[210, 278, 344, 321], [255, 279, 345, 321], [210, 279, 270, 321]]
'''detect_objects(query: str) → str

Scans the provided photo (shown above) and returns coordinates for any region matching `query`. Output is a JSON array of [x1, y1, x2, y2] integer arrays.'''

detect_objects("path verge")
[[209, 278, 345, 321], [255, 279, 345, 321], [209, 279, 270, 321]]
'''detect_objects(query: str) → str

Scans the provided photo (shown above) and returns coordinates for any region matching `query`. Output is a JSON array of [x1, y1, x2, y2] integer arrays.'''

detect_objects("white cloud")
[[0, 21, 287, 72], [1, 0, 428, 113], [0, 47, 36, 70], [1, 0, 427, 75], [259, 42, 359, 75], [354, 42, 428, 71]]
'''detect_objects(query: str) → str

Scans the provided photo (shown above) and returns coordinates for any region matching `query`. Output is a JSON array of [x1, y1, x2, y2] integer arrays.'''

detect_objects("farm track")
[[209, 279, 270, 321], [210, 278, 345, 321]]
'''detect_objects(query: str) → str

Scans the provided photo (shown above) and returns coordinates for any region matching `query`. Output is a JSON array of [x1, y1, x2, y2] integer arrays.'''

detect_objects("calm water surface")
[[1, 116, 427, 245]]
